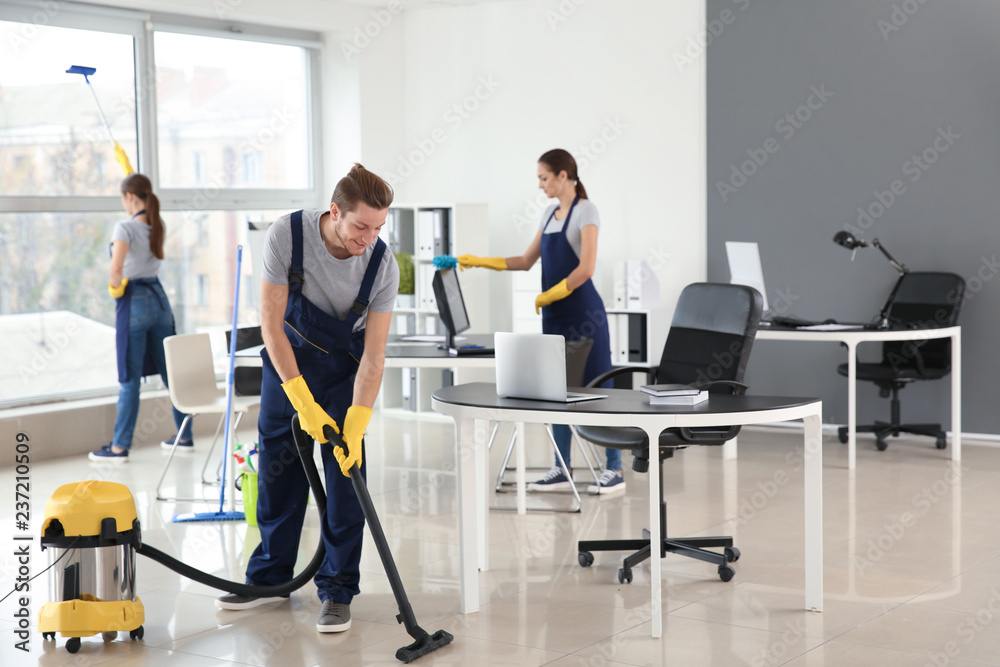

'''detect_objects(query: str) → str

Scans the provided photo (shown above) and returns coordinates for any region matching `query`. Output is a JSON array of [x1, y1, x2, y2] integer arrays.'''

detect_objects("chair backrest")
[[163, 333, 220, 411], [881, 272, 965, 373], [565, 337, 594, 388], [656, 283, 764, 392]]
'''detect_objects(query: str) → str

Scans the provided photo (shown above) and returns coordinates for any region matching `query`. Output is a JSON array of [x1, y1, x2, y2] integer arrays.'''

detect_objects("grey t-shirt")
[[538, 198, 601, 259], [262, 209, 399, 332], [111, 219, 161, 279]]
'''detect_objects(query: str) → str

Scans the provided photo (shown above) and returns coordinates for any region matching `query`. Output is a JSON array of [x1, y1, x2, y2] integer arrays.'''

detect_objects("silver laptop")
[[494, 332, 607, 403]]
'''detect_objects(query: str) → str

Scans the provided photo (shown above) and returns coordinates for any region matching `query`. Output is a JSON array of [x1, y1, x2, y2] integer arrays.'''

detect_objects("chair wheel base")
[[876, 439, 888, 451], [718, 565, 735, 582], [936, 436, 947, 450], [618, 567, 633, 584], [578, 552, 594, 567], [724, 546, 740, 562]]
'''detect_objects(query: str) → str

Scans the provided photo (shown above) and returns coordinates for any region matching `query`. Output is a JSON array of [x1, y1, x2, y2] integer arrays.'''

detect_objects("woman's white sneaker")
[[587, 469, 626, 495]]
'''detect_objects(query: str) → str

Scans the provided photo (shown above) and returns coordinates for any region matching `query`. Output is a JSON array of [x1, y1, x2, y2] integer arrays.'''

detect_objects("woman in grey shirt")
[[89, 174, 191, 462]]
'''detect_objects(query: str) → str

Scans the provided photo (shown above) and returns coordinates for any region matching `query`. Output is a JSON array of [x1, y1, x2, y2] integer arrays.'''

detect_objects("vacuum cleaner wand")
[[322, 424, 454, 663]]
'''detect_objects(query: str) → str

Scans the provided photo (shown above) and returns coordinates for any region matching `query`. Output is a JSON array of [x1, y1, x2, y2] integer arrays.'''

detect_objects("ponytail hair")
[[121, 173, 165, 259], [538, 148, 588, 199]]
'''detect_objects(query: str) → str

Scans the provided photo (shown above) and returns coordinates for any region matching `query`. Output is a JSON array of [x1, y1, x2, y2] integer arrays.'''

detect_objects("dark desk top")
[[432, 383, 818, 415], [385, 333, 495, 358]]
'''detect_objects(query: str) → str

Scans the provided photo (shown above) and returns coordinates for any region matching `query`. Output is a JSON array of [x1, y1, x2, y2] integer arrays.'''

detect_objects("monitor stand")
[[437, 328, 456, 352]]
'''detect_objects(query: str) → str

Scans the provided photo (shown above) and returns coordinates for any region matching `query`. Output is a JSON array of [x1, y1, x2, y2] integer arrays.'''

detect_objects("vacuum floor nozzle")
[[396, 628, 455, 664]]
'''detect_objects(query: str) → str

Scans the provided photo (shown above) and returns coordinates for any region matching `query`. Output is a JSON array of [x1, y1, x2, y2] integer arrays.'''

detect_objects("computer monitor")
[[432, 267, 470, 350], [725, 241, 769, 312]]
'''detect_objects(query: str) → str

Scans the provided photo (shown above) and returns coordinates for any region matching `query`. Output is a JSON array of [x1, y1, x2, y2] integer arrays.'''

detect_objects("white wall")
[[348, 0, 707, 345]]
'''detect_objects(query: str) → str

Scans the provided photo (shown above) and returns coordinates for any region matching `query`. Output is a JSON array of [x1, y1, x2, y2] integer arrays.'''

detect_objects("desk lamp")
[[832, 231, 909, 329]]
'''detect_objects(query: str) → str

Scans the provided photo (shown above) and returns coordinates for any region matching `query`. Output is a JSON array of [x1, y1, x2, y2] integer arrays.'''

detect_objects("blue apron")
[[112, 210, 171, 383], [540, 196, 613, 388], [247, 209, 386, 604]]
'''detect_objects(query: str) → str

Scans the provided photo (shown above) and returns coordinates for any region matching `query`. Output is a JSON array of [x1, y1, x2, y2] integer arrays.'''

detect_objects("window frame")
[[0, 0, 325, 215]]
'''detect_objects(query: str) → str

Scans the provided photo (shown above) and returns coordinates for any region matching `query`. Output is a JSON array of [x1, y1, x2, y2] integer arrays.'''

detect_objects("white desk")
[[432, 383, 824, 639], [756, 325, 961, 469]]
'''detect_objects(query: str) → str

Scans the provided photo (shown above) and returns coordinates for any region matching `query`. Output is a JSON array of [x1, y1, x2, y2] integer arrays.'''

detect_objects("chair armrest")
[[692, 380, 748, 394], [585, 365, 657, 388]]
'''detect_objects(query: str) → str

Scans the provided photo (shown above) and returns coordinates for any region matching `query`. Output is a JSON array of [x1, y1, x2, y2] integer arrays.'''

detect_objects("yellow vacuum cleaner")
[[38, 480, 145, 654]]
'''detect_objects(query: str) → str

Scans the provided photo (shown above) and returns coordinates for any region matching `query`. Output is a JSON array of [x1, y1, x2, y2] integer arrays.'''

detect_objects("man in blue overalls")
[[215, 164, 398, 633]]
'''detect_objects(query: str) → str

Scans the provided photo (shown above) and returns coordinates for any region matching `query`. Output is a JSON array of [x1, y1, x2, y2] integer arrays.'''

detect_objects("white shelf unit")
[[378, 203, 493, 412]]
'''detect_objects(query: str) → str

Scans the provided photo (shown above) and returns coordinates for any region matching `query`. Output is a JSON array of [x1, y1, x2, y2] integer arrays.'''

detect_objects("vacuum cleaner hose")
[[137, 414, 325, 598]]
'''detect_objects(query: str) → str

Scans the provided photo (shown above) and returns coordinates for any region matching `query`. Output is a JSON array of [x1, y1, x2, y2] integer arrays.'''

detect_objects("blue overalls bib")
[[541, 197, 618, 470], [247, 209, 386, 604]]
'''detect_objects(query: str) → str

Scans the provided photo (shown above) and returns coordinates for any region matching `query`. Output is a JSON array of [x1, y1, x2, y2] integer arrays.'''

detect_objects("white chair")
[[156, 333, 260, 503]]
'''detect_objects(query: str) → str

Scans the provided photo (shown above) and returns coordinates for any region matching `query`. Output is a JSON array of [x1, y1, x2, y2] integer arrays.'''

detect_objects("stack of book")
[[640, 383, 708, 406]]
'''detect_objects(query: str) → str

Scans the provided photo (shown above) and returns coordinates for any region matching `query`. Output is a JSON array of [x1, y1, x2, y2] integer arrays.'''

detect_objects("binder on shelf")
[[432, 209, 450, 256], [418, 264, 437, 309], [401, 368, 417, 411], [417, 210, 436, 259]]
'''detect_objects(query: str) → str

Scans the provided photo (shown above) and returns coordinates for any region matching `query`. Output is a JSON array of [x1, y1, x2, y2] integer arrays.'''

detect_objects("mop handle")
[[219, 245, 243, 512], [83, 80, 115, 139]]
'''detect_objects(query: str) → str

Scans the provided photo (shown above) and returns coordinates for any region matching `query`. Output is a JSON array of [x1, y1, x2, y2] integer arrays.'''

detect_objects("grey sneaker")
[[214, 593, 287, 610], [317, 600, 351, 633]]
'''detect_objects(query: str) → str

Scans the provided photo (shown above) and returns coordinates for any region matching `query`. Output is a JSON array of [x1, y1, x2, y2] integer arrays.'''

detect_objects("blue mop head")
[[432, 255, 458, 270], [66, 65, 96, 82], [172, 511, 245, 523]]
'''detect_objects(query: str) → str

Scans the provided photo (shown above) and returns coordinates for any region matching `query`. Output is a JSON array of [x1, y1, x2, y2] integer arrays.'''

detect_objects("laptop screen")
[[494, 332, 568, 402]]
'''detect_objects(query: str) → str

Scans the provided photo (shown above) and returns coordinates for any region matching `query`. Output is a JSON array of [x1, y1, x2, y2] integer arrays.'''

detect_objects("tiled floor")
[[3, 413, 1000, 666]]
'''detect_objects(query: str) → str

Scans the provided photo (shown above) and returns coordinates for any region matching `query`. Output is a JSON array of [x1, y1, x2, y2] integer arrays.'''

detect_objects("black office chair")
[[836, 272, 965, 452], [575, 283, 763, 584]]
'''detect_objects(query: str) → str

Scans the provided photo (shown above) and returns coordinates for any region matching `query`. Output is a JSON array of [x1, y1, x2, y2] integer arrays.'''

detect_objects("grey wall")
[[707, 0, 1000, 434]]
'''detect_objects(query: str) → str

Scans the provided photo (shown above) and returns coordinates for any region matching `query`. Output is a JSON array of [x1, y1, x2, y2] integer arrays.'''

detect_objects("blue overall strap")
[[288, 210, 305, 292], [542, 195, 580, 234], [346, 238, 387, 325]]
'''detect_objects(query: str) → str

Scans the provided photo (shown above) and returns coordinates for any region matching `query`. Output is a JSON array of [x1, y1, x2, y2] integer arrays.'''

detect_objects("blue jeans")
[[112, 283, 191, 450], [553, 424, 622, 471]]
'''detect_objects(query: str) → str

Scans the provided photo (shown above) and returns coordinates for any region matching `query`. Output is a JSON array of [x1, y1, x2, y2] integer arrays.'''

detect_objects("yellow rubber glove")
[[108, 277, 129, 299], [282, 375, 340, 443], [535, 278, 574, 314], [457, 254, 507, 271], [114, 141, 135, 176], [334, 405, 372, 477]]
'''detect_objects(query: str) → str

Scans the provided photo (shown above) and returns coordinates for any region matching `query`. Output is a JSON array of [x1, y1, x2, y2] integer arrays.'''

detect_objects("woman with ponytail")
[[458, 149, 623, 495], [89, 174, 192, 461]]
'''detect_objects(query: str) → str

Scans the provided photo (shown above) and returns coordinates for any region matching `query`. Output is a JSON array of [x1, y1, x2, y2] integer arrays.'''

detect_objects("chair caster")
[[618, 567, 633, 584], [578, 552, 594, 567], [130, 626, 144, 640], [876, 439, 888, 451], [718, 565, 736, 582], [66, 637, 81, 654], [936, 436, 947, 450], [837, 429, 848, 444], [724, 546, 741, 563]]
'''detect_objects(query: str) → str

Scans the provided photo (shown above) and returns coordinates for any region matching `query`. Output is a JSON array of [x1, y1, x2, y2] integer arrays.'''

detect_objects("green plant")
[[395, 252, 415, 295]]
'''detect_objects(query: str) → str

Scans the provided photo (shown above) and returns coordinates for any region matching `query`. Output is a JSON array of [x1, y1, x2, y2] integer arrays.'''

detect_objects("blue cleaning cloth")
[[432, 255, 458, 270]]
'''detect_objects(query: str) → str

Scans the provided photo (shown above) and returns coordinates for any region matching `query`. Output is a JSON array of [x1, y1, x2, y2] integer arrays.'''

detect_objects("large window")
[[0, 21, 137, 197], [0, 2, 322, 408], [154, 32, 310, 190]]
